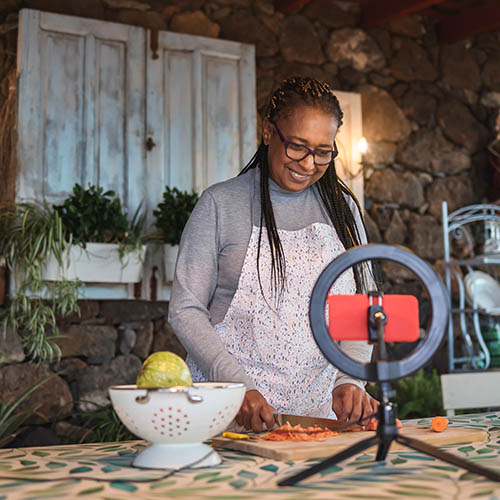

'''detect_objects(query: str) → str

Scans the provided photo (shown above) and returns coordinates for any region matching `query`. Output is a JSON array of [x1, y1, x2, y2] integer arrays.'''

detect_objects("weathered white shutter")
[[17, 9, 146, 213], [144, 30, 256, 299], [145, 30, 256, 207]]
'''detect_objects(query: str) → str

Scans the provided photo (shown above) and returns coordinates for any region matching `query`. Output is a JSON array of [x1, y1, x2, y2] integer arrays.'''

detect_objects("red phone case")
[[327, 294, 420, 342]]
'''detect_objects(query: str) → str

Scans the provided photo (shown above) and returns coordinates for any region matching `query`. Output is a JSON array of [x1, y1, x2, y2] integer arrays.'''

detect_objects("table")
[[1, 413, 500, 499]]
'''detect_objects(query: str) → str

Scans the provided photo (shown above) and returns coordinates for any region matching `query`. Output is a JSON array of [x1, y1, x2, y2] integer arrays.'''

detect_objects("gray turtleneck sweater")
[[168, 168, 372, 392]]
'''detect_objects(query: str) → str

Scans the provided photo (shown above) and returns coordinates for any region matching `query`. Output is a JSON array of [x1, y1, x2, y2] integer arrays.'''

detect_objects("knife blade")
[[273, 413, 364, 432]]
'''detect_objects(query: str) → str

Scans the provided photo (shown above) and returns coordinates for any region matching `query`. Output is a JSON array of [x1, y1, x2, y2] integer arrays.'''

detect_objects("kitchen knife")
[[273, 413, 364, 432]]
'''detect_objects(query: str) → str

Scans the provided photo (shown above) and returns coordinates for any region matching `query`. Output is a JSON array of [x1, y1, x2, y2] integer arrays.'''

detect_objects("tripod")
[[279, 299, 500, 487]]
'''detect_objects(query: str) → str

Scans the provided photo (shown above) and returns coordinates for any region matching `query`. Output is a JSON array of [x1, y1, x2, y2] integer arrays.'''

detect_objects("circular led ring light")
[[310, 244, 449, 382]]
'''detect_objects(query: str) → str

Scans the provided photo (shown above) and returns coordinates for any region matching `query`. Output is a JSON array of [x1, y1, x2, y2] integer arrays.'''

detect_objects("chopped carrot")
[[364, 420, 377, 431], [364, 418, 402, 431], [261, 423, 339, 442], [260, 418, 404, 442], [431, 416, 449, 432]]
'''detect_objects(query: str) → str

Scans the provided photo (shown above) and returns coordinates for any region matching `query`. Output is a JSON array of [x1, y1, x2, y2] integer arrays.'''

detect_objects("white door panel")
[[146, 30, 256, 212], [17, 9, 146, 213], [203, 55, 241, 190], [145, 30, 256, 299]]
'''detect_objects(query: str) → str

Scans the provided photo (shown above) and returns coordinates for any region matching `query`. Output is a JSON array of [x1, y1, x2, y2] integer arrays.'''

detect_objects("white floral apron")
[[187, 222, 355, 417]]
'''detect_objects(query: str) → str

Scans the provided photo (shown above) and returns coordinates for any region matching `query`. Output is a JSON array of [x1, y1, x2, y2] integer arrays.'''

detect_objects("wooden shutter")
[[145, 30, 256, 208], [17, 9, 146, 214], [144, 30, 256, 300]]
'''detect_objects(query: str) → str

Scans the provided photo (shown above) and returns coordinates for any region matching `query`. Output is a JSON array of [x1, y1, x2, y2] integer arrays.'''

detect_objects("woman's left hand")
[[332, 383, 378, 425]]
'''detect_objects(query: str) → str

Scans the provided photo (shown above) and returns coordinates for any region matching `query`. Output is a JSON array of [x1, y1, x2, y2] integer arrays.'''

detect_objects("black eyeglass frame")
[[270, 120, 339, 166]]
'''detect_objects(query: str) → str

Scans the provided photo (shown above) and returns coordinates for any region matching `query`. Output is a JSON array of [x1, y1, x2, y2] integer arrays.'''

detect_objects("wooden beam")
[[362, 0, 448, 28], [438, 0, 500, 43], [275, 0, 313, 13]]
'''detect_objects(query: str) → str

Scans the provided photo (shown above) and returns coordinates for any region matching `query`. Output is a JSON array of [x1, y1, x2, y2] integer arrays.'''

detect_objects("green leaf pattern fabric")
[[1, 413, 500, 499]]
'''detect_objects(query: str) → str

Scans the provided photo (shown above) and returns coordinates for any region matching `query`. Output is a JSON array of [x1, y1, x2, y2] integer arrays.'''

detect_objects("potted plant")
[[152, 186, 199, 282], [51, 184, 146, 284], [0, 201, 81, 362]]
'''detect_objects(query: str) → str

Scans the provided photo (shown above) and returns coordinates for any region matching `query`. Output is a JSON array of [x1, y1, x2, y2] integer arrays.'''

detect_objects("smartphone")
[[327, 294, 420, 342]]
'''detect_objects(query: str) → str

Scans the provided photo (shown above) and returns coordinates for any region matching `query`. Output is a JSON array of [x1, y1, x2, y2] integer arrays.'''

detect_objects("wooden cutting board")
[[211, 424, 487, 461]]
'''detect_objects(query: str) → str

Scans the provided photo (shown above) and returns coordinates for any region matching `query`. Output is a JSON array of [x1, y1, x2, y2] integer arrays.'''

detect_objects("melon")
[[136, 351, 192, 388]]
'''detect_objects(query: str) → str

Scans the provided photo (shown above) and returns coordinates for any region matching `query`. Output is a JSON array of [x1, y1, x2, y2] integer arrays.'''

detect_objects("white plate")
[[464, 271, 500, 315]]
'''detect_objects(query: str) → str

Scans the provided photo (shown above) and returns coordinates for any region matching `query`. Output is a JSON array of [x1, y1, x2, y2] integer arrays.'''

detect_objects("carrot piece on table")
[[431, 416, 449, 432], [364, 418, 401, 431], [364, 420, 378, 431]]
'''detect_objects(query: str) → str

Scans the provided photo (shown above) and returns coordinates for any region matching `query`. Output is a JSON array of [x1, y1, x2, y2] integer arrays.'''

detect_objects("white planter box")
[[163, 244, 179, 283], [42, 243, 147, 284]]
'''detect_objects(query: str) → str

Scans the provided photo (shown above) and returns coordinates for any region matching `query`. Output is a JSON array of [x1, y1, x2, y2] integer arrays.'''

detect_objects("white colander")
[[109, 382, 245, 469]]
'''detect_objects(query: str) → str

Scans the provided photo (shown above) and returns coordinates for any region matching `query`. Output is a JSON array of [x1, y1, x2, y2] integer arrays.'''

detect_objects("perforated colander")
[[109, 382, 245, 469]]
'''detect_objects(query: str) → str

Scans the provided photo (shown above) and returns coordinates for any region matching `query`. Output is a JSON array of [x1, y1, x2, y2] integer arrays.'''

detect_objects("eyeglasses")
[[270, 120, 338, 166]]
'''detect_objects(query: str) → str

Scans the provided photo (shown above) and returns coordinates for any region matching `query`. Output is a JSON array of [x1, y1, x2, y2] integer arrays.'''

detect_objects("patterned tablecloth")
[[1, 413, 500, 500]]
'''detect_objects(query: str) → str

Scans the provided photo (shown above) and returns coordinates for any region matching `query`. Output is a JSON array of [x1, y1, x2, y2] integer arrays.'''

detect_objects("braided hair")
[[240, 76, 370, 302]]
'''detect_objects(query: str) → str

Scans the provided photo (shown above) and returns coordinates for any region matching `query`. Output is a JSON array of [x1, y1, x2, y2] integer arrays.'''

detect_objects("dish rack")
[[442, 201, 500, 372]]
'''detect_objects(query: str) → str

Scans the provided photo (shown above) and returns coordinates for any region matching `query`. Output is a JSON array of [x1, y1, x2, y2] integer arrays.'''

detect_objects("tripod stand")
[[278, 245, 500, 487]]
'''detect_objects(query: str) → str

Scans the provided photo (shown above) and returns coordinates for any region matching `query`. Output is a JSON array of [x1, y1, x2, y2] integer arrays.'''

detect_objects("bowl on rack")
[[464, 271, 500, 315], [109, 382, 245, 469]]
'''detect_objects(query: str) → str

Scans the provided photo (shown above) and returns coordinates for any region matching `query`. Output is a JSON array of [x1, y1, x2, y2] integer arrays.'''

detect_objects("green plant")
[[0, 373, 56, 448], [54, 183, 145, 257], [394, 368, 444, 419], [0, 202, 81, 362], [75, 404, 137, 443], [153, 186, 199, 246], [366, 368, 444, 419]]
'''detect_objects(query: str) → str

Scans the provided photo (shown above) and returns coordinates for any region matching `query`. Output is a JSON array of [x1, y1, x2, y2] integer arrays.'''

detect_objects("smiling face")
[[263, 105, 339, 192]]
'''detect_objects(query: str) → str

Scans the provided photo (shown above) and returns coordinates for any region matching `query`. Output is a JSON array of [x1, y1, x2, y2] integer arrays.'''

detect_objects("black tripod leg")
[[278, 435, 378, 487], [396, 434, 500, 482], [376, 438, 392, 461]]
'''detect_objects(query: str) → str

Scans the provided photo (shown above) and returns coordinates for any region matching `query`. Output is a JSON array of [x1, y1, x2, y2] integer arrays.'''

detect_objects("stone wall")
[[0, 0, 500, 445]]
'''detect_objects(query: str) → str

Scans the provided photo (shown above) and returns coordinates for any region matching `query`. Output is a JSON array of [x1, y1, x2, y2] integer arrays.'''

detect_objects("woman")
[[169, 76, 378, 432]]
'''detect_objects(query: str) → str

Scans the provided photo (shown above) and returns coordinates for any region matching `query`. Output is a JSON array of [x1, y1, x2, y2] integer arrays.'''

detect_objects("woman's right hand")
[[235, 389, 276, 433]]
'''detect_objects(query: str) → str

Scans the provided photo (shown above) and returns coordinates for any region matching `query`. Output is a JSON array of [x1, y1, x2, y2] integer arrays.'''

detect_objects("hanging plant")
[[0, 202, 81, 362]]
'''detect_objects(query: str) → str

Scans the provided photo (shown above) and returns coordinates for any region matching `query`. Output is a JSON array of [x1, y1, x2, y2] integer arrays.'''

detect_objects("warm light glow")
[[358, 137, 368, 154]]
